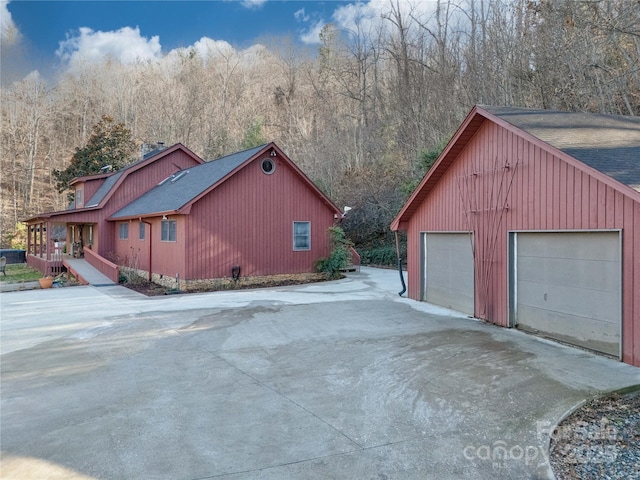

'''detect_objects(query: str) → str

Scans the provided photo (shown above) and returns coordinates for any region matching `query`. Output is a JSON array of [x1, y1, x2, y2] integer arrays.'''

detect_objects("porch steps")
[[63, 258, 116, 287]]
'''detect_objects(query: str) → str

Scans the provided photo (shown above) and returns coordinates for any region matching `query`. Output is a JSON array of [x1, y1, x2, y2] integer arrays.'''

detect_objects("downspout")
[[141, 219, 152, 281], [395, 230, 406, 297]]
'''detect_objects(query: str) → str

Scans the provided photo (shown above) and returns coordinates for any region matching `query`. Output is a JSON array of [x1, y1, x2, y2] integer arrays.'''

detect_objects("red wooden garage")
[[391, 105, 640, 367]]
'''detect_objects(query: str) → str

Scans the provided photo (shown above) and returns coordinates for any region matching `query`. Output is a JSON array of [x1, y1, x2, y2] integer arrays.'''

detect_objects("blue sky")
[[1, 0, 357, 81], [2, 0, 442, 83]]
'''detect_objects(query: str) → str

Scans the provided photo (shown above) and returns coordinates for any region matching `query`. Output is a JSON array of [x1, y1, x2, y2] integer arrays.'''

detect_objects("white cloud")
[[56, 26, 162, 68], [294, 8, 309, 22], [332, 2, 379, 34], [1, 0, 20, 45], [331, 0, 440, 38], [299, 20, 326, 45], [161, 37, 272, 71], [192, 37, 235, 59], [241, 0, 267, 9]]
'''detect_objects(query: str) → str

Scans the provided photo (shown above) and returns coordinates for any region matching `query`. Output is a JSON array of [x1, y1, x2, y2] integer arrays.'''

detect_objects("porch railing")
[[349, 246, 361, 272], [83, 247, 119, 283], [26, 247, 64, 277]]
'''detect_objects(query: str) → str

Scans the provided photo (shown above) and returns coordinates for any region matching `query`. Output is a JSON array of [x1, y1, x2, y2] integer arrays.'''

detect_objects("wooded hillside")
[[2, 0, 639, 253]]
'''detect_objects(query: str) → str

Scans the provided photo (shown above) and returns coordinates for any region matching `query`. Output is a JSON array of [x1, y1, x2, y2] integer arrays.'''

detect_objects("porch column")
[[45, 221, 51, 261], [27, 224, 32, 256], [38, 222, 44, 258]]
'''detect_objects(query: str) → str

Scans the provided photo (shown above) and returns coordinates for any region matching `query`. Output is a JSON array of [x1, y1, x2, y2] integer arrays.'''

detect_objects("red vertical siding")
[[105, 150, 201, 258], [149, 216, 185, 279], [182, 156, 337, 280], [405, 120, 640, 366]]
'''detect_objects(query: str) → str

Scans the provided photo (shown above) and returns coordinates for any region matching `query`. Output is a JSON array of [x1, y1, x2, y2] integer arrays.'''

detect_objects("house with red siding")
[[391, 105, 640, 367], [26, 142, 344, 290], [25, 143, 204, 278], [109, 142, 343, 289]]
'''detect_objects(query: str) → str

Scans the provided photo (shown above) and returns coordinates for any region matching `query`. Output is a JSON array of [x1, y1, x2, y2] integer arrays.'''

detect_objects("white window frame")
[[161, 220, 177, 242], [119, 223, 128, 240], [293, 221, 311, 251]]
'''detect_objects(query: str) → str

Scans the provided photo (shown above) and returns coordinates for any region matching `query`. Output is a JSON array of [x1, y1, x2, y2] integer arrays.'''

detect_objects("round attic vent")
[[261, 158, 275, 174]]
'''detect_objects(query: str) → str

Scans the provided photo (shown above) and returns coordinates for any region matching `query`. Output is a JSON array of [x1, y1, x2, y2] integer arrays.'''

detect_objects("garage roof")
[[391, 105, 640, 231], [483, 106, 640, 193]]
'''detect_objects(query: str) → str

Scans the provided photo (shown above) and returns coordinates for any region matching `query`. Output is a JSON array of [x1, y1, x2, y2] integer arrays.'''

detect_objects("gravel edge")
[[549, 387, 640, 480]]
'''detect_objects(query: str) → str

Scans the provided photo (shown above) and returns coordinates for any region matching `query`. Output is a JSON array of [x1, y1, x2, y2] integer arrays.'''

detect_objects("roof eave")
[[478, 107, 640, 202], [92, 143, 206, 210], [177, 142, 343, 217], [107, 210, 180, 222], [391, 105, 486, 231]]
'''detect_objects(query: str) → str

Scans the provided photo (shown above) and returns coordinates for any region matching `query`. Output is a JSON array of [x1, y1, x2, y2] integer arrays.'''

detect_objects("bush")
[[314, 226, 353, 280], [359, 246, 404, 266]]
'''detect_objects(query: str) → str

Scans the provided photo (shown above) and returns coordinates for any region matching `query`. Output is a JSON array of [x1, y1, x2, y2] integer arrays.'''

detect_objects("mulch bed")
[[123, 275, 338, 296]]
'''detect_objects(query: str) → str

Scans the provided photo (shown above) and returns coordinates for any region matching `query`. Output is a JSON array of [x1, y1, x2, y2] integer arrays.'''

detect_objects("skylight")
[[171, 171, 189, 182], [158, 170, 189, 185]]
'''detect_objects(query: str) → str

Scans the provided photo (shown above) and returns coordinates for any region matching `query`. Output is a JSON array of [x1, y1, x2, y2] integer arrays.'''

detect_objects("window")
[[261, 158, 275, 174], [75, 189, 83, 208], [293, 221, 310, 251], [119, 223, 128, 240], [161, 220, 177, 242], [139, 222, 145, 240]]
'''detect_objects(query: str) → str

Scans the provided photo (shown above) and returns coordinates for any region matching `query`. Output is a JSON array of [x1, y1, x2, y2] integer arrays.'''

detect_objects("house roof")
[[481, 105, 640, 192], [23, 143, 204, 224], [391, 105, 640, 231], [109, 143, 342, 220], [84, 143, 203, 208]]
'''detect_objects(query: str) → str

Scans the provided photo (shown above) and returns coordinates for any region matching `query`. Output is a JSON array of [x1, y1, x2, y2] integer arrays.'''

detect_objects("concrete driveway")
[[1, 267, 639, 479]]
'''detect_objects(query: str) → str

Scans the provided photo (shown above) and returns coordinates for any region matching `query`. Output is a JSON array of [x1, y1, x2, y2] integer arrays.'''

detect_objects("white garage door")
[[512, 231, 621, 357], [422, 233, 474, 316]]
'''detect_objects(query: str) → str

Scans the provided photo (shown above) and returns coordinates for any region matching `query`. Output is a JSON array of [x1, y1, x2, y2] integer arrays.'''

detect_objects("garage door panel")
[[516, 305, 620, 357], [518, 256, 620, 292], [518, 232, 620, 262], [424, 233, 474, 316], [514, 231, 620, 357], [517, 256, 619, 291], [517, 280, 619, 323]]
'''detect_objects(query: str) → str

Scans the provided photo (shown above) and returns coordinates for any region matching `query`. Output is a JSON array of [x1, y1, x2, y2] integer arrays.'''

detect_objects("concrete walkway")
[[1, 268, 639, 479], [63, 258, 116, 286]]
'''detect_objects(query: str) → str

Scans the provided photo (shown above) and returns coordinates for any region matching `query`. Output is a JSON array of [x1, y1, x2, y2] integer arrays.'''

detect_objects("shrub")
[[359, 244, 406, 267], [314, 226, 354, 280]]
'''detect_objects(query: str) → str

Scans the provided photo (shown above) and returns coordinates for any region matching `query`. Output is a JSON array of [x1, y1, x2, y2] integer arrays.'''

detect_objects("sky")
[[0, 0, 380, 82]]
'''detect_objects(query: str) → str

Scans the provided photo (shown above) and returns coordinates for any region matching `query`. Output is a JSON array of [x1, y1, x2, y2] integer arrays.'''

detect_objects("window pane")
[[139, 222, 145, 240], [119, 223, 128, 240], [161, 220, 177, 242], [293, 222, 310, 250]]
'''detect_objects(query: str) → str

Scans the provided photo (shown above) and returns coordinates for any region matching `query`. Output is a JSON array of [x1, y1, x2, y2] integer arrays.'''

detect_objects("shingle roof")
[[110, 144, 267, 219], [391, 105, 640, 231], [482, 105, 640, 192], [85, 170, 124, 207], [83, 144, 188, 208]]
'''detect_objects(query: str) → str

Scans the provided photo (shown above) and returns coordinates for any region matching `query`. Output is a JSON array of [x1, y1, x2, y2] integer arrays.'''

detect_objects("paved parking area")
[[1, 267, 639, 479]]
